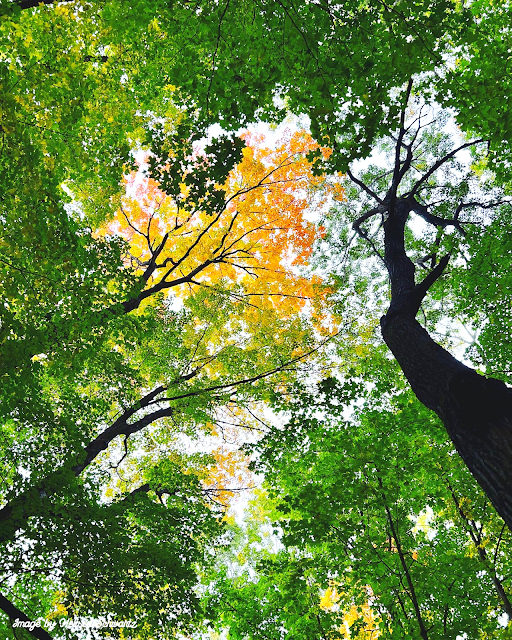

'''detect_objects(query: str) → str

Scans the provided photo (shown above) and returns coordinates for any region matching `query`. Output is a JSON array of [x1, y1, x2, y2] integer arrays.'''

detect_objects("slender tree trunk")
[[380, 198, 512, 531], [379, 478, 429, 639], [446, 482, 512, 619]]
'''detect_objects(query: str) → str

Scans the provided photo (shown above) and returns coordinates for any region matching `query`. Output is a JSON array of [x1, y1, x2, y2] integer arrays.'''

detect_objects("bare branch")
[[455, 199, 512, 217], [72, 386, 166, 475], [408, 199, 466, 236], [390, 78, 414, 202], [201, 486, 256, 493], [397, 139, 414, 186], [413, 252, 451, 311], [141, 232, 169, 283], [352, 206, 381, 232], [347, 169, 383, 203], [352, 206, 386, 264], [409, 139, 486, 197], [121, 259, 214, 313], [119, 204, 149, 241]]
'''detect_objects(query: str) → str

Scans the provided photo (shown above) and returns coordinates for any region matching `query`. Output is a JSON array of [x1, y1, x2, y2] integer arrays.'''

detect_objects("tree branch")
[[446, 482, 512, 619], [76, 405, 174, 475], [347, 170, 383, 203], [408, 199, 466, 235], [121, 259, 214, 313], [378, 477, 429, 640], [413, 252, 451, 310], [75, 329, 341, 476], [141, 232, 169, 283], [352, 206, 381, 232], [351, 206, 386, 263], [0, 591, 53, 640], [409, 139, 485, 197], [0, 320, 339, 547], [390, 78, 414, 205], [15, 0, 58, 9]]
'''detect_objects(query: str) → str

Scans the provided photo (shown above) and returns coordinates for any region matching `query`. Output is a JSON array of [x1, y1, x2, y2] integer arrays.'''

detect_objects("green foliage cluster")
[[202, 358, 512, 638]]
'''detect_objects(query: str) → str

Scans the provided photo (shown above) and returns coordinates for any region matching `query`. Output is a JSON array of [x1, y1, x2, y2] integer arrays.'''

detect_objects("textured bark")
[[380, 197, 512, 531]]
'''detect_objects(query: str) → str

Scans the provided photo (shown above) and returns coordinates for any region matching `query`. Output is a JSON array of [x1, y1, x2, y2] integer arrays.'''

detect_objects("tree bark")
[[380, 198, 512, 531]]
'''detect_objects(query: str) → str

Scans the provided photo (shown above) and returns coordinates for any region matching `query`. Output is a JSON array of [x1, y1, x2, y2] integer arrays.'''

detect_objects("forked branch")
[[409, 139, 485, 198]]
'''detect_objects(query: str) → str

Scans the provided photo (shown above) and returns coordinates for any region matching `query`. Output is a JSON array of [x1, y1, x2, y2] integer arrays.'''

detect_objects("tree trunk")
[[380, 199, 512, 531]]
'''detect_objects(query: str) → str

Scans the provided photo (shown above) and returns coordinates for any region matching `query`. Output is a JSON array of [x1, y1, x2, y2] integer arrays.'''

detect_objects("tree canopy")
[[2, 0, 512, 638]]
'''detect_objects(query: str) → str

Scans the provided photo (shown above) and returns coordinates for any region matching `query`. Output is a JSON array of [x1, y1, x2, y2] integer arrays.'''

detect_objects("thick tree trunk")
[[380, 200, 512, 530], [381, 312, 512, 529]]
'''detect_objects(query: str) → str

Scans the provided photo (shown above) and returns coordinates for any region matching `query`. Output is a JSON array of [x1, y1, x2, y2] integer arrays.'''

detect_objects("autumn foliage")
[[95, 130, 344, 514], [99, 130, 343, 318]]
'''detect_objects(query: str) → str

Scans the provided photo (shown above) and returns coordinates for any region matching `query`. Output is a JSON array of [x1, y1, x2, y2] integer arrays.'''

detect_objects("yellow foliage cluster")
[[320, 585, 381, 639], [202, 447, 253, 509], [47, 591, 68, 621], [342, 601, 381, 639], [98, 130, 343, 319]]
